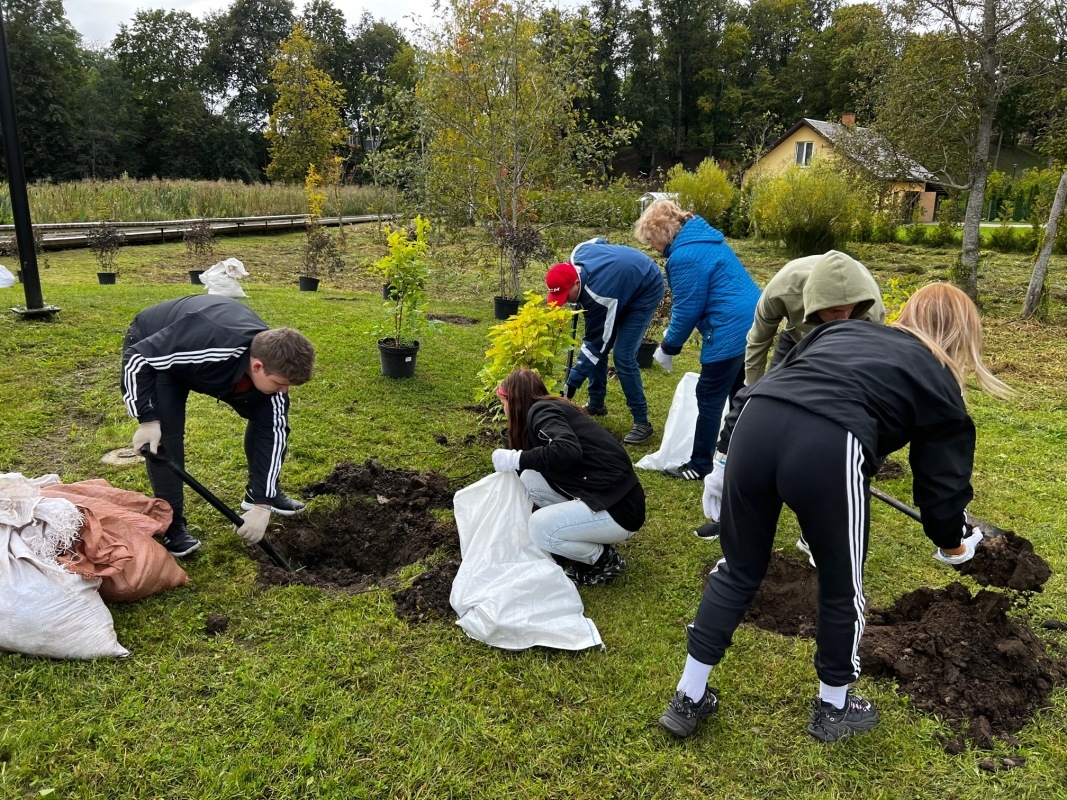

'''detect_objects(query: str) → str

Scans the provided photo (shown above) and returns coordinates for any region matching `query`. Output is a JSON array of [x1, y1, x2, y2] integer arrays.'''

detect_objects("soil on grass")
[[956, 528, 1051, 592], [253, 460, 461, 607], [699, 551, 1067, 749]]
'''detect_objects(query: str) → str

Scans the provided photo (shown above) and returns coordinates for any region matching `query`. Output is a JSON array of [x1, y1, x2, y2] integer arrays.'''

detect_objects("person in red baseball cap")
[[545, 239, 665, 445]]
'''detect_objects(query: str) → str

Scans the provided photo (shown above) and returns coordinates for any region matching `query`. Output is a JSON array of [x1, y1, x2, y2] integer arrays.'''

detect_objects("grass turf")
[[1, 226, 1065, 798]]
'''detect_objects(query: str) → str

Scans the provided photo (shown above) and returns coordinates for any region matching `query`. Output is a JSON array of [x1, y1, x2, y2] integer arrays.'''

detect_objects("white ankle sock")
[[677, 655, 713, 702], [819, 682, 848, 709]]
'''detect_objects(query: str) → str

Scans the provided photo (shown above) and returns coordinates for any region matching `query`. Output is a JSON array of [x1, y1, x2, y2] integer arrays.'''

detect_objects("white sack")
[[0, 264, 14, 288], [201, 257, 248, 297], [636, 371, 700, 471], [450, 472, 603, 651], [0, 474, 129, 659]]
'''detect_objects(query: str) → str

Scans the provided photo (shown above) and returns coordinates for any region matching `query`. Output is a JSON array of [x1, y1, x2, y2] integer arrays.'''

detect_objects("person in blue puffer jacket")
[[634, 199, 760, 481]]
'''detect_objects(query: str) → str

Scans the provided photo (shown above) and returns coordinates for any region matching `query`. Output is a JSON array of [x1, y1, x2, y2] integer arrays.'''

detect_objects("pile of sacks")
[[0, 473, 189, 659]]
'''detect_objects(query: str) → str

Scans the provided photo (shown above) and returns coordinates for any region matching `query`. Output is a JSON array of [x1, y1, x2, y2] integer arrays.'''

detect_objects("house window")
[[795, 141, 814, 166]]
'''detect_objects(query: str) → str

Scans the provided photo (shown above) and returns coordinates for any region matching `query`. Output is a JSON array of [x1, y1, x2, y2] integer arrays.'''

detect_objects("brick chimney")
[[841, 112, 857, 127]]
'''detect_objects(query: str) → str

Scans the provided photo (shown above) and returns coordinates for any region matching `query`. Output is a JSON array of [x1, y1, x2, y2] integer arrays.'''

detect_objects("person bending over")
[[122, 295, 315, 557]]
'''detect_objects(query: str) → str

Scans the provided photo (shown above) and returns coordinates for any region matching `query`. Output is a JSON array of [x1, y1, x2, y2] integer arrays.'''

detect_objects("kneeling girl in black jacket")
[[491, 368, 646, 586]]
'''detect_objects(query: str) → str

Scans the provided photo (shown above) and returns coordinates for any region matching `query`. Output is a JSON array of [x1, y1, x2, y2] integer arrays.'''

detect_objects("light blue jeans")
[[521, 470, 634, 563]]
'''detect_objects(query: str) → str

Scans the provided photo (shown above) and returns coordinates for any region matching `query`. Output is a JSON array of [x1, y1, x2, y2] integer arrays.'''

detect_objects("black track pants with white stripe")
[[687, 396, 872, 688]]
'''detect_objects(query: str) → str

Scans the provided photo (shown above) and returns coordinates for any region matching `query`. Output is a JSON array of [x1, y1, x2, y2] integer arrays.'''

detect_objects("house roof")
[[778, 118, 937, 184]]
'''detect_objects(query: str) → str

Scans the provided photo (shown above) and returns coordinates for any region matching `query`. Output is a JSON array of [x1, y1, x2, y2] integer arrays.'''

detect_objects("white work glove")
[[702, 454, 727, 521], [492, 448, 522, 473], [933, 526, 984, 566], [653, 347, 674, 372], [132, 421, 162, 454], [235, 505, 271, 545]]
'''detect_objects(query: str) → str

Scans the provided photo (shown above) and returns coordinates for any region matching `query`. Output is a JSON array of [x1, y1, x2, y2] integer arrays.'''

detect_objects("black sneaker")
[[694, 521, 720, 541], [664, 462, 705, 480], [658, 686, 720, 738], [583, 403, 608, 417], [161, 523, 203, 558], [565, 544, 627, 586], [241, 491, 306, 516], [806, 691, 880, 743], [622, 422, 654, 445]]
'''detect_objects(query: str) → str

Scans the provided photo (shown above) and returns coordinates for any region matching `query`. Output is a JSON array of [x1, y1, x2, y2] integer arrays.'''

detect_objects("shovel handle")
[[869, 485, 923, 523], [141, 448, 295, 572]]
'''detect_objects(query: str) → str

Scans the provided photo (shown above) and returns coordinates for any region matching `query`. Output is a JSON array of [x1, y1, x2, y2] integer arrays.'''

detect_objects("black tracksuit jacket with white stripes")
[[720, 319, 975, 548]]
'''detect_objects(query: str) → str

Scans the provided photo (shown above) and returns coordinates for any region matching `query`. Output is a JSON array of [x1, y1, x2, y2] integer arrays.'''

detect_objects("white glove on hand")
[[235, 505, 271, 545], [492, 448, 522, 473], [933, 527, 984, 566], [702, 456, 727, 521], [653, 347, 674, 372], [132, 421, 162, 454]]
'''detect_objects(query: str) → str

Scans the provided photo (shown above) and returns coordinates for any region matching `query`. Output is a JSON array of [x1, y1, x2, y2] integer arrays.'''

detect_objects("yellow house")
[[743, 115, 941, 223]]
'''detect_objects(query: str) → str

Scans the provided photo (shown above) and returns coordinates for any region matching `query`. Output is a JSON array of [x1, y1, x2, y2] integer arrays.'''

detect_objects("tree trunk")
[[1022, 168, 1067, 318]]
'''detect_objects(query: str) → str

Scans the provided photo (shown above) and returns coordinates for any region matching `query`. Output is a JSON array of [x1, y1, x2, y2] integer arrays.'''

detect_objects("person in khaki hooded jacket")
[[744, 251, 885, 387]]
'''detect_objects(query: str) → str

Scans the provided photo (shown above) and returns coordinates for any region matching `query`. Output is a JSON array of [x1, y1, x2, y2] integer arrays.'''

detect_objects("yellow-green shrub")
[[663, 158, 735, 227]]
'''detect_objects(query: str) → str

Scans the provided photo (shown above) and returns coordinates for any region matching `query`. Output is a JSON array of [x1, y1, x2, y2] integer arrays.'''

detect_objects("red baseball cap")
[[545, 262, 579, 306]]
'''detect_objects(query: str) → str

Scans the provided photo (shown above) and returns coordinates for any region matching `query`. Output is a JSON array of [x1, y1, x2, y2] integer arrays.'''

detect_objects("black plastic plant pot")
[[637, 339, 658, 369], [493, 295, 521, 320], [189, 270, 204, 285], [298, 276, 320, 292], [97, 272, 117, 285], [382, 282, 396, 299], [378, 339, 419, 379]]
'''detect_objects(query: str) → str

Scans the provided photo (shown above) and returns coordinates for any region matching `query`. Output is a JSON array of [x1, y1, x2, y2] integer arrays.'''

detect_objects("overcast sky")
[[65, 1, 436, 47]]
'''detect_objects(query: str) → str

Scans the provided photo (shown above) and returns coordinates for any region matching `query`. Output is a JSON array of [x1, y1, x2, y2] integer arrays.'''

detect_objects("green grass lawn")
[[1, 226, 1066, 798]]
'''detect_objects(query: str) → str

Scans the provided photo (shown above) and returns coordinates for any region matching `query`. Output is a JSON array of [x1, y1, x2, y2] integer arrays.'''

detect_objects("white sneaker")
[[796, 537, 816, 568]]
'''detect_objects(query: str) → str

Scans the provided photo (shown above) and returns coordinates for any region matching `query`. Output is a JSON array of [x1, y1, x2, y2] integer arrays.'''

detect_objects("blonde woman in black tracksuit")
[[658, 283, 1012, 743], [491, 368, 646, 586]]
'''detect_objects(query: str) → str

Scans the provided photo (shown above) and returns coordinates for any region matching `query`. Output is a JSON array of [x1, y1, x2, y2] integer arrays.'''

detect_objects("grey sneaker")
[[658, 686, 720, 738], [242, 491, 306, 516], [622, 422, 654, 445], [694, 521, 720, 541], [583, 403, 608, 417], [806, 692, 880, 742], [161, 522, 203, 558], [565, 544, 627, 586]]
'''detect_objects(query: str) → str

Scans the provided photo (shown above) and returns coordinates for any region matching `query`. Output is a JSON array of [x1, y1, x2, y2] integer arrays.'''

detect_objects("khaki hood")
[[802, 251, 879, 325]]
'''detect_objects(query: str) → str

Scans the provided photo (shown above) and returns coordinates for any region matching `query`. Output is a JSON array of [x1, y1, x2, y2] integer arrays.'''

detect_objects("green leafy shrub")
[[527, 178, 641, 230], [476, 291, 579, 414], [724, 187, 751, 239], [881, 277, 913, 324], [925, 220, 959, 248], [988, 224, 1017, 253], [904, 223, 928, 246], [372, 216, 439, 347], [663, 158, 735, 228], [750, 159, 864, 257]]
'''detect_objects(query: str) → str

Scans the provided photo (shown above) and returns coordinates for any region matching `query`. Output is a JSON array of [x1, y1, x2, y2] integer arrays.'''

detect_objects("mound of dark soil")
[[957, 529, 1051, 592], [254, 459, 460, 595], [699, 552, 1067, 749], [874, 459, 906, 481], [861, 582, 1067, 749], [393, 556, 461, 622]]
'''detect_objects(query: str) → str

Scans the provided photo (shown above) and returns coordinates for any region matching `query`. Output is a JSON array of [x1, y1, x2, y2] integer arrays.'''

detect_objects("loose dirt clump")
[[393, 556, 461, 622], [254, 459, 460, 597], [957, 530, 1052, 592], [698, 552, 1067, 749], [874, 459, 906, 481]]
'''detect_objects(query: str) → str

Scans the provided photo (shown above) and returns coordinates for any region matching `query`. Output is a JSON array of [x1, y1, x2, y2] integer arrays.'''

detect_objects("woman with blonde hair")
[[633, 199, 760, 482], [658, 283, 1010, 743], [491, 368, 646, 586]]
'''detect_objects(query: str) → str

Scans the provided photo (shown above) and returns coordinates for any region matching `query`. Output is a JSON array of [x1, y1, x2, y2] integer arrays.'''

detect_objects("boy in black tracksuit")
[[121, 295, 315, 557], [659, 309, 1004, 742]]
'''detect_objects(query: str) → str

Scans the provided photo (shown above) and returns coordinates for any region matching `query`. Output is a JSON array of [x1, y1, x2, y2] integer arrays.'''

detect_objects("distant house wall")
[[742, 126, 833, 185]]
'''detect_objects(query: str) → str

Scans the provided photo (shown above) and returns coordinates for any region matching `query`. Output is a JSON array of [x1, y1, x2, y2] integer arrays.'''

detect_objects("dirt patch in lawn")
[[428, 313, 479, 326], [254, 459, 461, 606], [699, 551, 1066, 749]]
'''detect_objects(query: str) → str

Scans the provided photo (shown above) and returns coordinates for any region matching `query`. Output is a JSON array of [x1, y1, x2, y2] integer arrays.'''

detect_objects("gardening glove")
[[563, 383, 577, 400], [653, 347, 674, 372], [702, 454, 727, 521], [235, 505, 271, 545], [132, 421, 162, 455], [933, 525, 984, 566], [492, 448, 522, 473]]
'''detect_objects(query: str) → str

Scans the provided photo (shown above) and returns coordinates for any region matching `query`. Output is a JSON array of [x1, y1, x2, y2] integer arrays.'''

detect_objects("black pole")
[[0, 2, 57, 318]]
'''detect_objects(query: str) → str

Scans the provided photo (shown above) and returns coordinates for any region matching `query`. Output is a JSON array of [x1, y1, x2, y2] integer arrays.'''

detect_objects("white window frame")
[[795, 141, 814, 167]]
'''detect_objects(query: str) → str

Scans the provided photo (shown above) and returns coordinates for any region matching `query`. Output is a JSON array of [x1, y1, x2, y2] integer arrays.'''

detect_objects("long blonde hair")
[[890, 283, 1012, 399]]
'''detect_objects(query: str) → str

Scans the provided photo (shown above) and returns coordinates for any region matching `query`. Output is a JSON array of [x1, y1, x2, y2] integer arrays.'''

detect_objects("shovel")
[[869, 485, 1009, 539], [141, 448, 295, 572]]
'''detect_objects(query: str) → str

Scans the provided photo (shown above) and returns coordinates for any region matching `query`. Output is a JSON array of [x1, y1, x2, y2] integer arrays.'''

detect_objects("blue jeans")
[[521, 470, 635, 563], [587, 289, 664, 424], [689, 355, 746, 475]]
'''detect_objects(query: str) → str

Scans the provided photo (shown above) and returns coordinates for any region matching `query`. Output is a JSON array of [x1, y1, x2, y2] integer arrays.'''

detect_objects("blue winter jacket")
[[659, 217, 760, 364], [566, 238, 665, 387]]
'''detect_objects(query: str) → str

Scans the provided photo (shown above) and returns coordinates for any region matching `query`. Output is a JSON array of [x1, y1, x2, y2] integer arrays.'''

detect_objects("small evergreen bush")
[[904, 223, 928, 246]]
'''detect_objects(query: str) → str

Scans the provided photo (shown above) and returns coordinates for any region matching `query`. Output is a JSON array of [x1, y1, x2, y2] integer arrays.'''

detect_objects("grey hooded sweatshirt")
[[744, 250, 885, 385]]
